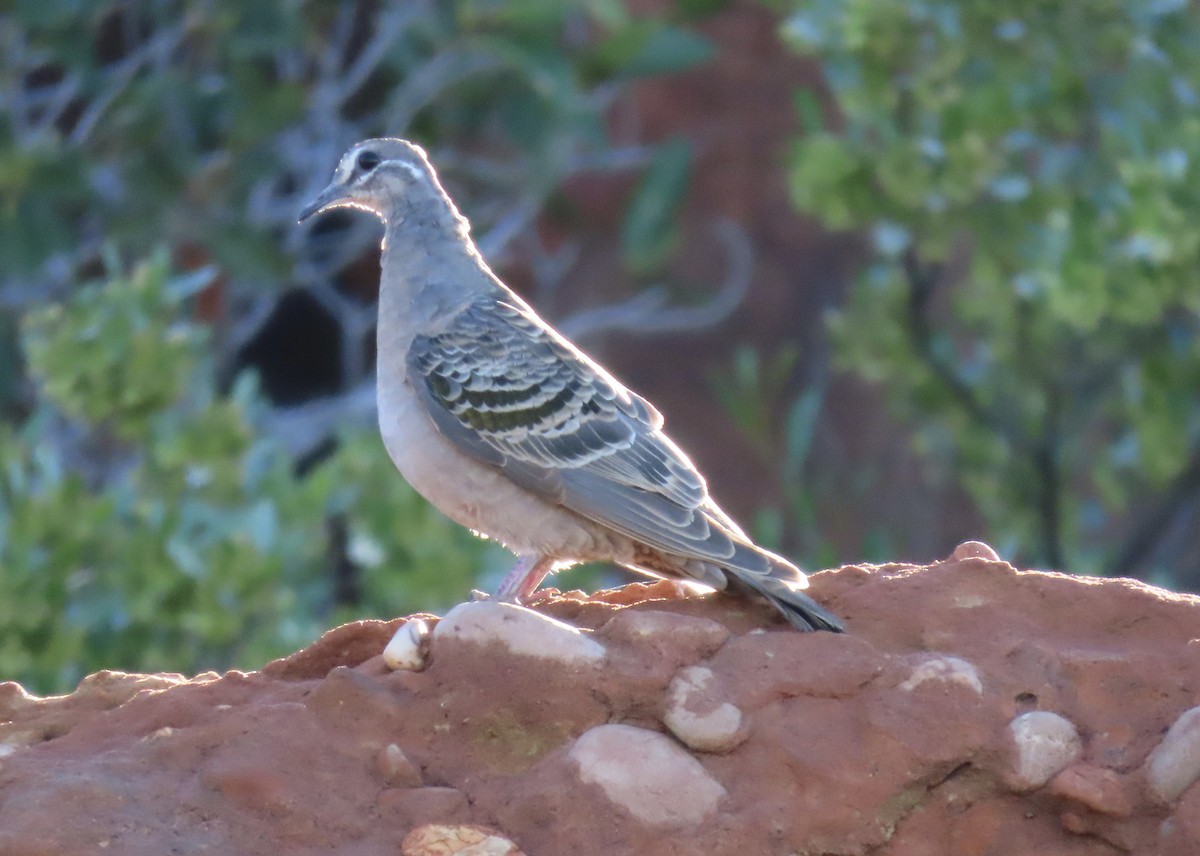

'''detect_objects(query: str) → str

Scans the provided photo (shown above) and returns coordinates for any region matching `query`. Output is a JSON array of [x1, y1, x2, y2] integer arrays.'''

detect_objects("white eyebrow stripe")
[[385, 159, 423, 179]]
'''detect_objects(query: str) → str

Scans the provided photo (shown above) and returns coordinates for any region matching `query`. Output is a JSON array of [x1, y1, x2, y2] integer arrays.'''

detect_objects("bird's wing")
[[406, 296, 755, 569]]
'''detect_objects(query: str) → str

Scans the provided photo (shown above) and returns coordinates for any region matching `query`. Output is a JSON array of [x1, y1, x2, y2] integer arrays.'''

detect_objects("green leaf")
[[793, 87, 827, 135], [783, 384, 824, 484], [582, 0, 629, 29], [589, 23, 715, 80], [623, 25, 715, 77], [621, 138, 692, 273]]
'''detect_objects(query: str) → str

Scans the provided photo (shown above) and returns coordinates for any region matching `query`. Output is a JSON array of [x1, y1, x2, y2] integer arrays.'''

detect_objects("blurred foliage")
[[710, 344, 894, 567], [2, 0, 710, 286], [0, 0, 715, 693], [622, 138, 694, 272], [780, 0, 1200, 581], [5, 254, 502, 692]]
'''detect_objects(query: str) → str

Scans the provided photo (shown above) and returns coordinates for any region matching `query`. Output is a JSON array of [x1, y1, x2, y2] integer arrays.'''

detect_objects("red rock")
[[204, 763, 296, 814], [379, 787, 471, 829], [1162, 784, 1200, 853], [0, 561, 1198, 854], [306, 665, 405, 733], [709, 627, 884, 708], [581, 579, 696, 607], [264, 617, 432, 679], [599, 608, 730, 666], [1048, 763, 1133, 817]]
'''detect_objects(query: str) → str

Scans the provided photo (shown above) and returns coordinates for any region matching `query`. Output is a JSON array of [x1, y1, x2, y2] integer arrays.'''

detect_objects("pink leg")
[[494, 555, 555, 603]]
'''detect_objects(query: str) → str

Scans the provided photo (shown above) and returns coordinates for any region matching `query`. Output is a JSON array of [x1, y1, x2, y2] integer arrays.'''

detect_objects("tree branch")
[[1107, 442, 1200, 578], [901, 248, 1069, 565], [557, 218, 752, 340], [69, 23, 189, 146], [901, 248, 1034, 455], [1034, 389, 1063, 568]]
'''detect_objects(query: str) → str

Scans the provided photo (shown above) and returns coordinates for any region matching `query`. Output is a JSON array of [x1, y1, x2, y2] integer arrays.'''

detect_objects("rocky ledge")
[[2, 546, 1199, 855]]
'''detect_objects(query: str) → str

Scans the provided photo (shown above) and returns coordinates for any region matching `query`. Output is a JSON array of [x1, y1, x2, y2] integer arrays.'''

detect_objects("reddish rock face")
[[1, 556, 1199, 855]]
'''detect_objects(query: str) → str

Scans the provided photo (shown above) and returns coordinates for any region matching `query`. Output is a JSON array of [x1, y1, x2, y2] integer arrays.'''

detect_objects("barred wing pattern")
[[406, 297, 772, 576]]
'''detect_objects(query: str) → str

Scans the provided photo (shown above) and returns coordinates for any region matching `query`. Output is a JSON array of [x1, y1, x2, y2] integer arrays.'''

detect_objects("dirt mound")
[[2, 548, 1198, 855]]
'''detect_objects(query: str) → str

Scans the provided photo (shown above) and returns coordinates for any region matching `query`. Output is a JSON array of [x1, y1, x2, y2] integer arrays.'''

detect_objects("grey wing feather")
[[407, 296, 750, 568]]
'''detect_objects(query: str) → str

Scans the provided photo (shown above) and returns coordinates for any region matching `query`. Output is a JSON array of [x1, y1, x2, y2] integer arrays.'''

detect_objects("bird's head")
[[298, 138, 455, 227]]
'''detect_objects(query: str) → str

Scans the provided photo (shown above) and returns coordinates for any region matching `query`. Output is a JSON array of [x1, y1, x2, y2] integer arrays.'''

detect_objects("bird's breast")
[[375, 366, 611, 559]]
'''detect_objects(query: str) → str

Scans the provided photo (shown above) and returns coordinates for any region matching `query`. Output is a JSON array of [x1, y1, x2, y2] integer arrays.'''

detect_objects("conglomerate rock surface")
[[2, 550, 1199, 855]]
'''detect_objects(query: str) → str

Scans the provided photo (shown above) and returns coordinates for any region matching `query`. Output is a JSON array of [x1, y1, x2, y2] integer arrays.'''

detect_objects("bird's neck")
[[377, 211, 503, 338]]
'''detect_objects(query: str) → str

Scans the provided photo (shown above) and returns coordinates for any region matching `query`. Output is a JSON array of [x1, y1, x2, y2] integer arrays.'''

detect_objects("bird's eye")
[[356, 150, 381, 172]]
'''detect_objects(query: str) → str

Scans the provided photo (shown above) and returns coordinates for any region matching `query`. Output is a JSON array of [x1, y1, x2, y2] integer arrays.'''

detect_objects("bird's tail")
[[724, 549, 844, 632]]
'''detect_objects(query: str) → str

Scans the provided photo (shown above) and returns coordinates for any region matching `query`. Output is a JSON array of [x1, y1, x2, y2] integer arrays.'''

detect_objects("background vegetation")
[[2, 0, 1197, 693], [3, 0, 719, 692], [782, 0, 1200, 581]]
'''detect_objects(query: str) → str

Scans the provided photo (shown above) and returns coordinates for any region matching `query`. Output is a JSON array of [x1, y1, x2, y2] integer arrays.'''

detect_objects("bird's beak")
[[298, 182, 349, 223]]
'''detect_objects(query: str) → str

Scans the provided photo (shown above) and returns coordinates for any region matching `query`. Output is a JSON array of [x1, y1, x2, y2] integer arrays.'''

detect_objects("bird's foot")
[[470, 588, 526, 606], [493, 555, 556, 603]]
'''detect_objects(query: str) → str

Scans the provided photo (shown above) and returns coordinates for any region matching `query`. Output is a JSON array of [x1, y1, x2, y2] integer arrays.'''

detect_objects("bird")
[[299, 138, 843, 632]]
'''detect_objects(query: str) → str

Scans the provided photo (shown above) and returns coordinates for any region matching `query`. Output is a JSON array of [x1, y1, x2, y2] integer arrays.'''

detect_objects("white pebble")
[[663, 666, 745, 753], [569, 723, 726, 826], [899, 655, 983, 695], [384, 618, 430, 671], [1146, 705, 1200, 802], [949, 540, 1001, 562], [433, 601, 605, 666], [1007, 711, 1082, 791]]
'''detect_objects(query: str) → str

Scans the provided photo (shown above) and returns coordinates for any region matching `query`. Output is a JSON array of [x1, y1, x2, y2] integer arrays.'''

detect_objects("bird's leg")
[[494, 555, 556, 603]]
